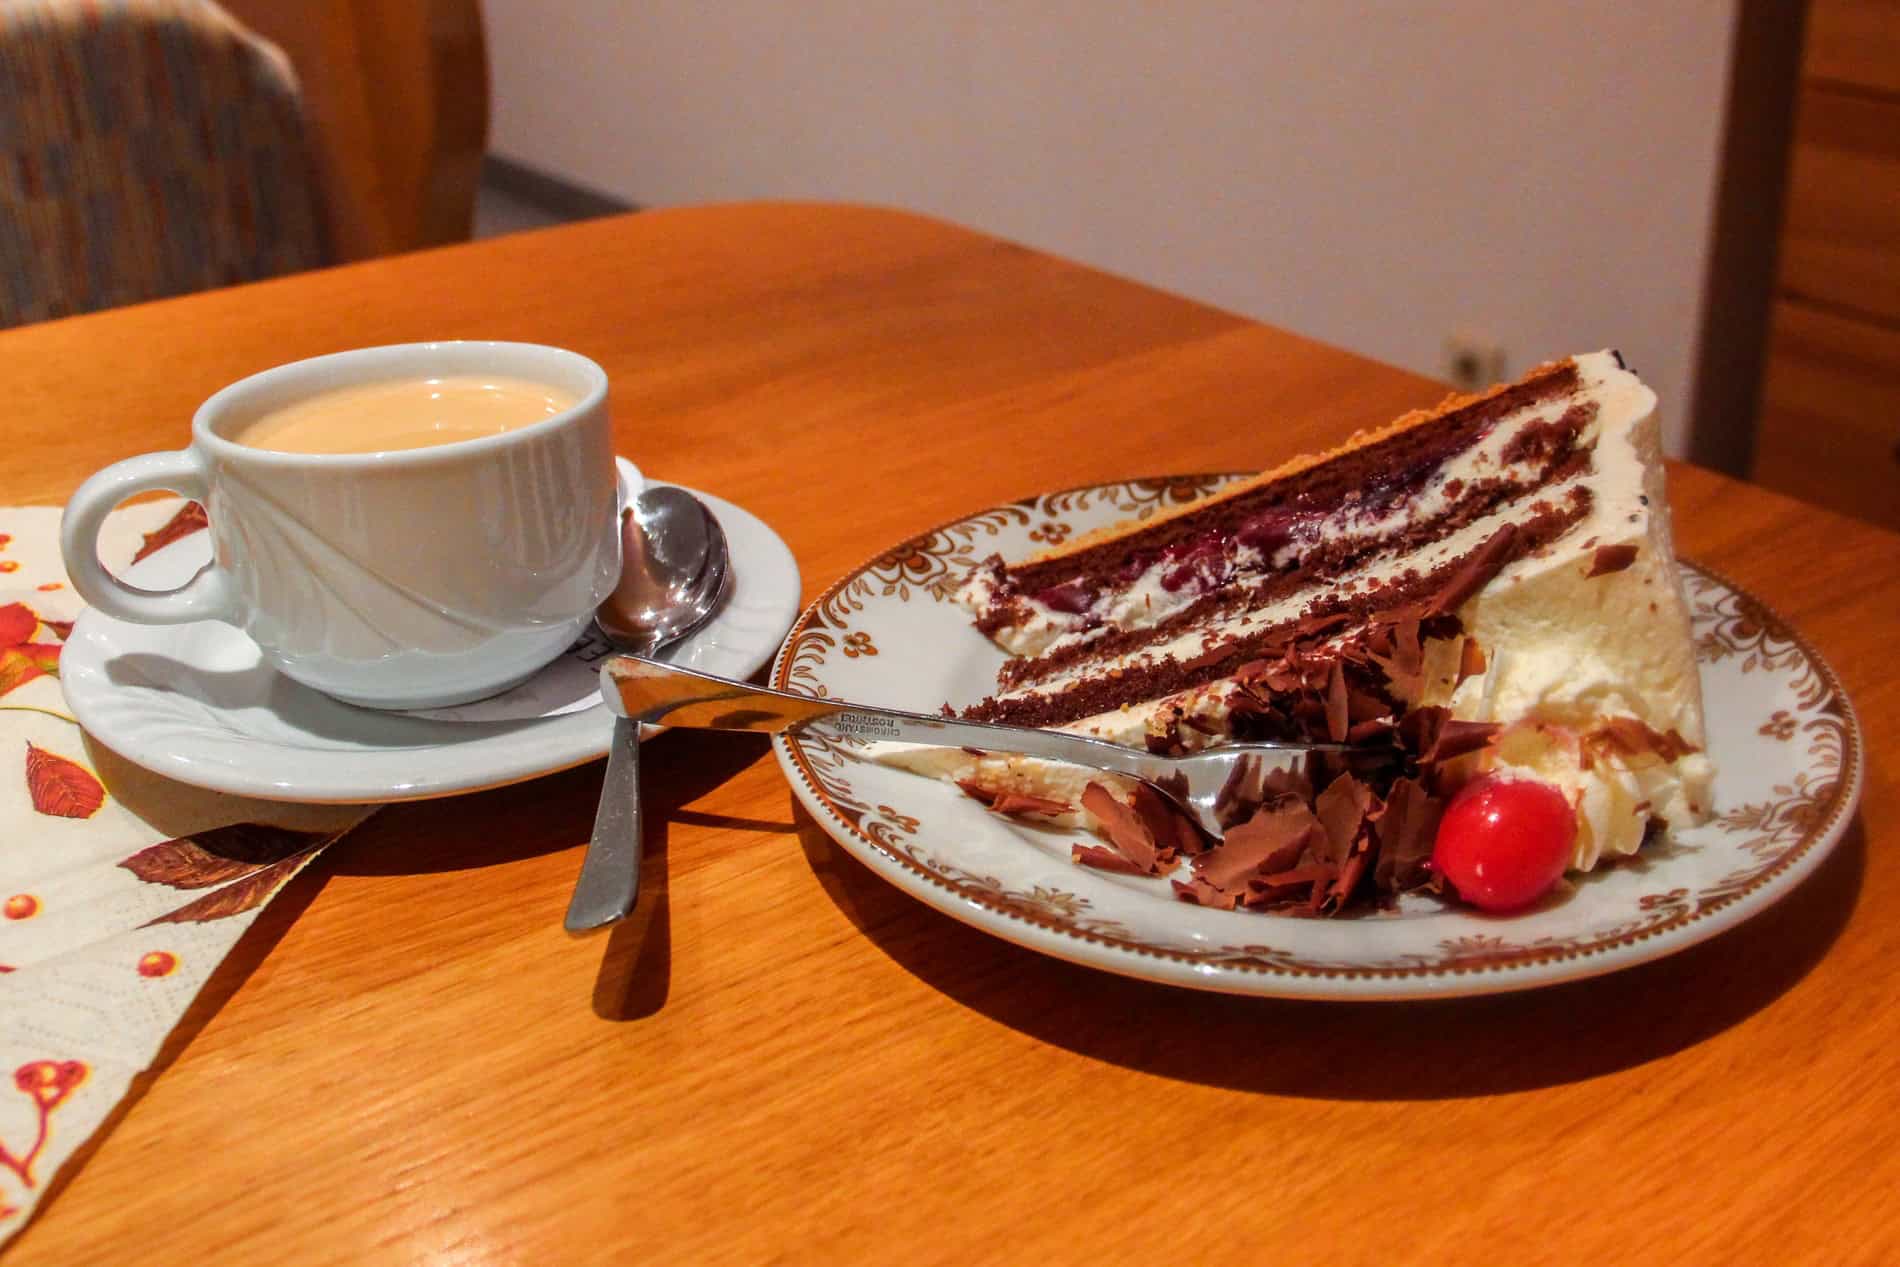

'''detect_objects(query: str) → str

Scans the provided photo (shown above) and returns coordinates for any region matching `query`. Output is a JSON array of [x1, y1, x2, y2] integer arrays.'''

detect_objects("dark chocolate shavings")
[[1313, 773, 1374, 863], [955, 779, 999, 807], [1327, 846, 1371, 912], [1582, 717, 1698, 766], [1427, 524, 1520, 617], [1172, 876, 1237, 909], [1324, 660, 1351, 743], [1586, 543, 1639, 578], [1073, 843, 1149, 875], [1345, 717, 1396, 744], [1181, 638, 1240, 673], [1429, 718, 1502, 765], [1128, 780, 1207, 858], [1189, 801, 1322, 899], [990, 793, 1072, 817], [1455, 638, 1487, 689], [958, 781, 1071, 819], [1257, 861, 1336, 892], [1079, 782, 1169, 875], [1369, 616, 1426, 699], [1371, 776, 1442, 891]]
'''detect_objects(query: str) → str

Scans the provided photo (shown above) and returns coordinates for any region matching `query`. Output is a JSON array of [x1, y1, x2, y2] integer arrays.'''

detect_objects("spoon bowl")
[[597, 485, 728, 653]]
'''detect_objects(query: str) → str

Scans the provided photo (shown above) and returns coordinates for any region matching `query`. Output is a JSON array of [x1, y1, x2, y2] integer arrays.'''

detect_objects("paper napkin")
[[0, 502, 372, 1245]]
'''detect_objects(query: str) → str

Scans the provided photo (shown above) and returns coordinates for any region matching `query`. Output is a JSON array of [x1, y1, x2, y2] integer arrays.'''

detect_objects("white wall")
[[485, 2, 1738, 454]]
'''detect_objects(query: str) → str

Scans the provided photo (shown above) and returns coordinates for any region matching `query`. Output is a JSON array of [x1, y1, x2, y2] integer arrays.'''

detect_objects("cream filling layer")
[[997, 470, 1590, 706], [964, 389, 1598, 659]]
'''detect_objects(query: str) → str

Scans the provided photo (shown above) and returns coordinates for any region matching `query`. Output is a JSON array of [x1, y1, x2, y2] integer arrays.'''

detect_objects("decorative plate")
[[770, 475, 1863, 1000]]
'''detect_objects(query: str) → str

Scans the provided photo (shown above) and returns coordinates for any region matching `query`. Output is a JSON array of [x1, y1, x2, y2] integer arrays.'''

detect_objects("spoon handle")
[[566, 715, 643, 935]]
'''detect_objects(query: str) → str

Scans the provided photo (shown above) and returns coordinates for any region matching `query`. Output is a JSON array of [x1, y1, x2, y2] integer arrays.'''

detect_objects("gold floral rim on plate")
[[770, 475, 1863, 998]]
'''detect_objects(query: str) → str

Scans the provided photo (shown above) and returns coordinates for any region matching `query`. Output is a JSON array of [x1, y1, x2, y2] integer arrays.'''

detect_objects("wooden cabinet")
[[1803, 0, 1900, 96], [1755, 301, 1900, 523], [1750, 0, 1900, 528], [1777, 88, 1900, 325]]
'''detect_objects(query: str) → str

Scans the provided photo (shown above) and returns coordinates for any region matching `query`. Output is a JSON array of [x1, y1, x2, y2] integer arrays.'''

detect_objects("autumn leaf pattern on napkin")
[[0, 503, 374, 1245]]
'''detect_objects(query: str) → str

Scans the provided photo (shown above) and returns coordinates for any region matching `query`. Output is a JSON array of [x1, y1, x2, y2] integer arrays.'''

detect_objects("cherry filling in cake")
[[880, 351, 1714, 915]]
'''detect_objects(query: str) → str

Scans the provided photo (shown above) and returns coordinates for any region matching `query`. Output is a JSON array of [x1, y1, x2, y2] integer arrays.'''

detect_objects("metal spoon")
[[565, 486, 731, 935]]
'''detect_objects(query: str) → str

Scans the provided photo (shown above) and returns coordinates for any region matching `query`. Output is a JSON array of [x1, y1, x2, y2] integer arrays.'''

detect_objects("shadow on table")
[[327, 729, 775, 875], [327, 729, 776, 1021], [584, 731, 779, 1021], [795, 804, 1865, 1100], [17, 732, 769, 1240]]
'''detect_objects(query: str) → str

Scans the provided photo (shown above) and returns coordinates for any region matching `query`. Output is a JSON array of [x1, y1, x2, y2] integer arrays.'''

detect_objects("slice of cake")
[[885, 351, 1712, 913]]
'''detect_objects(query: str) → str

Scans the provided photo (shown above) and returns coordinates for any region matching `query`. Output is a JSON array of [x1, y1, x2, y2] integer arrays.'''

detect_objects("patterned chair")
[[0, 0, 329, 327]]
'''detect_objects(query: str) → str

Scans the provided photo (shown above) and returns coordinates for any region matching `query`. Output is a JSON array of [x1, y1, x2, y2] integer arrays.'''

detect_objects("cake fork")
[[599, 657, 1359, 839]]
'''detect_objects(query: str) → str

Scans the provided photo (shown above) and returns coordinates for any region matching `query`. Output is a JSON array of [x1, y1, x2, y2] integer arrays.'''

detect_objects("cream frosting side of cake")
[[1412, 352, 1712, 868]]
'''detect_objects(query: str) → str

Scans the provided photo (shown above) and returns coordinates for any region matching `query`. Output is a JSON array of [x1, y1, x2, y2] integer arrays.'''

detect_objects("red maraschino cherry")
[[1432, 776, 1576, 912]]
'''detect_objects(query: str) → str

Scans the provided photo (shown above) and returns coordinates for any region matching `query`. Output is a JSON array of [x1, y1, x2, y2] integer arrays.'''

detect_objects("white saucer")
[[61, 481, 801, 803]]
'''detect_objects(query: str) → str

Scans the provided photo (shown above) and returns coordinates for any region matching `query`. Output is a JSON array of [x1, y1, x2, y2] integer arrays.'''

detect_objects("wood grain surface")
[[5, 205, 1896, 1265]]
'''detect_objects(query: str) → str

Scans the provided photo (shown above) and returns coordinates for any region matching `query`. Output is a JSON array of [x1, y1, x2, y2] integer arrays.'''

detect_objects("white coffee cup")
[[60, 341, 622, 710]]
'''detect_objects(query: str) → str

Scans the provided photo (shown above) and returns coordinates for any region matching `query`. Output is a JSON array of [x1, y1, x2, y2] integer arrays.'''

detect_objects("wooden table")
[[7, 205, 1896, 1264]]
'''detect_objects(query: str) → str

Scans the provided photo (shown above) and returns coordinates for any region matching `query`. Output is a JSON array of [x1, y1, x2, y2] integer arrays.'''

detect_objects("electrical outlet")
[[1442, 333, 1507, 392]]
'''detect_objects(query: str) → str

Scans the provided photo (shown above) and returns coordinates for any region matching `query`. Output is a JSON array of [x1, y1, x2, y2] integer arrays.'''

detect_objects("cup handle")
[[60, 449, 236, 625]]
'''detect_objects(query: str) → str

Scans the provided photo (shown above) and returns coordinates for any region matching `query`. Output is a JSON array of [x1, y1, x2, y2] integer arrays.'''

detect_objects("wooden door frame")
[[1686, 0, 1810, 475]]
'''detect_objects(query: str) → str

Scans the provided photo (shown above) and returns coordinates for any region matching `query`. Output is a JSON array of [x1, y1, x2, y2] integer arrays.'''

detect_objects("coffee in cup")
[[60, 342, 622, 710], [232, 376, 578, 454]]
